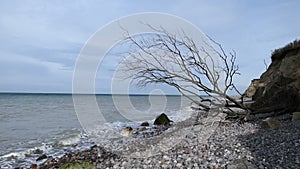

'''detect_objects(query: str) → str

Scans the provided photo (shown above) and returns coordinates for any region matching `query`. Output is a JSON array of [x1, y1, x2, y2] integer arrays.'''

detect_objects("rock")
[[186, 131, 197, 139], [244, 79, 265, 98], [261, 118, 281, 129], [141, 121, 149, 126], [292, 112, 300, 121], [32, 148, 43, 154], [246, 40, 300, 114], [153, 113, 173, 125], [176, 163, 183, 168], [30, 164, 37, 169], [139, 127, 147, 131], [36, 154, 47, 161], [120, 127, 133, 136], [60, 162, 96, 169]]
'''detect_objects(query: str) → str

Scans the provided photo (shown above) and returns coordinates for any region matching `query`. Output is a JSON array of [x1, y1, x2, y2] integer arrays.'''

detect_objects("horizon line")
[[0, 91, 183, 96]]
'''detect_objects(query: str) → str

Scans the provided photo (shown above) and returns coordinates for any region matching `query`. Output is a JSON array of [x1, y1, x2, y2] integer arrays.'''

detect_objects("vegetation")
[[271, 39, 300, 61], [60, 162, 96, 169]]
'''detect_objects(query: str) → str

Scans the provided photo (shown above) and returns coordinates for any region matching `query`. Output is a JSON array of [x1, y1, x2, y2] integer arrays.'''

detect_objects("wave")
[[0, 132, 88, 169], [0, 106, 195, 168], [54, 134, 82, 146]]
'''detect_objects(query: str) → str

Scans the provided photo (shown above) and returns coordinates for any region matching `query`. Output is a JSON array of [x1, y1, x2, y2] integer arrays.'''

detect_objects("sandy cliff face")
[[246, 40, 300, 114]]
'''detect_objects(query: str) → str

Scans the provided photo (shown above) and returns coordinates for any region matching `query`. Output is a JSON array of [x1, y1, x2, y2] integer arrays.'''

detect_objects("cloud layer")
[[0, 0, 299, 93]]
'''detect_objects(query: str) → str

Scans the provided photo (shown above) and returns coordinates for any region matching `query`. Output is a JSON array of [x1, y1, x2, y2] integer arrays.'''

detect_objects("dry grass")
[[271, 39, 300, 61]]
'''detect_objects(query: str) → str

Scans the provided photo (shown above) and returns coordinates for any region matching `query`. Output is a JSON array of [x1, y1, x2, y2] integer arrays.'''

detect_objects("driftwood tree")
[[120, 26, 248, 115]]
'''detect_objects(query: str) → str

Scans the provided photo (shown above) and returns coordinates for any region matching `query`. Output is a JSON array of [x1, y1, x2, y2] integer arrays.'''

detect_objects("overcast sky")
[[0, 0, 299, 94]]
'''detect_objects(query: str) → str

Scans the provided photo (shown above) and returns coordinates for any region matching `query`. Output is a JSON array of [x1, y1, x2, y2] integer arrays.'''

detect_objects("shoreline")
[[11, 112, 300, 168]]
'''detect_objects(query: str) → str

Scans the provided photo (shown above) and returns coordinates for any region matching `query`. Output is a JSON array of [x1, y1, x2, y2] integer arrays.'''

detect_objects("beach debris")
[[292, 112, 300, 121], [261, 118, 281, 129], [154, 113, 173, 125], [120, 127, 133, 136], [141, 121, 150, 126]]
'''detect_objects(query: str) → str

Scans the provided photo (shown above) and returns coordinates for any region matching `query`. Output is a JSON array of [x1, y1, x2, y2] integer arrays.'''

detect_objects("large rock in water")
[[154, 113, 173, 125], [245, 40, 300, 114]]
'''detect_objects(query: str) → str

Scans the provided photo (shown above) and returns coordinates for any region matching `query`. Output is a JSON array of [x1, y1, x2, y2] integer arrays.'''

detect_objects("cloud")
[[0, 52, 72, 92], [0, 0, 299, 93]]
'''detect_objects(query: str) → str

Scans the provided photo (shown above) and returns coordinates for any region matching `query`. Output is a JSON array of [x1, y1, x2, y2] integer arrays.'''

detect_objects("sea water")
[[0, 93, 194, 168]]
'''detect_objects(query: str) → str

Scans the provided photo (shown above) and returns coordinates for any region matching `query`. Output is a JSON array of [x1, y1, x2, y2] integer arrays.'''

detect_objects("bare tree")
[[119, 25, 248, 115]]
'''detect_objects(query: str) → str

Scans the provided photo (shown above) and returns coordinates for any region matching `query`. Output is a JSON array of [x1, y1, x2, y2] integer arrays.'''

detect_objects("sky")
[[0, 0, 299, 94]]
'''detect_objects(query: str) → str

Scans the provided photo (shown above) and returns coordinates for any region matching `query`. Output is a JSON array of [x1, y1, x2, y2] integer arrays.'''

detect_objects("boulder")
[[153, 113, 173, 125], [140, 121, 149, 126], [246, 40, 300, 114], [292, 112, 300, 121], [261, 118, 281, 130], [60, 162, 96, 169], [120, 127, 133, 136]]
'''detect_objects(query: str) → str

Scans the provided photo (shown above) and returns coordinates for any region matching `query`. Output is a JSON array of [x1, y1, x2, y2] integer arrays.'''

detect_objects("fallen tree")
[[119, 25, 300, 119], [119, 25, 248, 117]]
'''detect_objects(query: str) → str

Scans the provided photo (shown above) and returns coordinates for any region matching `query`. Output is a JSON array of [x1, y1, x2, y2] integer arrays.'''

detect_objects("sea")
[[0, 93, 195, 168]]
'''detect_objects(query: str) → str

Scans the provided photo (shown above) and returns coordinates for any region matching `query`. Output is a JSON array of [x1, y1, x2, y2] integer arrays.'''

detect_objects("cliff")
[[245, 40, 300, 114]]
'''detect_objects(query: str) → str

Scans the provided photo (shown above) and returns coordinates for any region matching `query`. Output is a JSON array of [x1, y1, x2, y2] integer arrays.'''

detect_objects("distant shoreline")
[[0, 92, 184, 97]]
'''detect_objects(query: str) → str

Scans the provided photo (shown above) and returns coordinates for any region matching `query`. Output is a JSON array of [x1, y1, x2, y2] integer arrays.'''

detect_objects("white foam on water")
[[166, 106, 194, 122], [86, 106, 197, 152], [88, 105, 195, 139], [0, 132, 91, 169], [1, 144, 49, 159], [55, 134, 81, 146], [0, 105, 197, 168], [0, 143, 52, 168]]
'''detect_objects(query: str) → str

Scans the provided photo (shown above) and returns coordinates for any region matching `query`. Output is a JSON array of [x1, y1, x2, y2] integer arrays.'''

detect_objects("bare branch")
[[119, 25, 247, 113]]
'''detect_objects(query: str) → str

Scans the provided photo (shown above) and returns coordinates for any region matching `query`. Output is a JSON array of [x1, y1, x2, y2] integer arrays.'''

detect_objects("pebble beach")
[[20, 112, 300, 169]]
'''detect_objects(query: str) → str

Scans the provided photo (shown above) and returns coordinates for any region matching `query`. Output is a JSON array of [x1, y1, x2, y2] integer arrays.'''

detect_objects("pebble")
[[176, 163, 182, 168], [23, 113, 299, 169]]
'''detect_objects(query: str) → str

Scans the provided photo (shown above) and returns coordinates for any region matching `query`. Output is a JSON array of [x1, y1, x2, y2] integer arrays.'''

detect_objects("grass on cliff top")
[[271, 39, 300, 61]]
